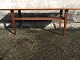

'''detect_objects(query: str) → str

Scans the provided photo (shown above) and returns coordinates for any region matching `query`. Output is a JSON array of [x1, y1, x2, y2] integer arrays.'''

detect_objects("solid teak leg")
[[11, 10, 16, 35], [59, 10, 63, 29], [18, 10, 22, 29], [64, 10, 68, 36]]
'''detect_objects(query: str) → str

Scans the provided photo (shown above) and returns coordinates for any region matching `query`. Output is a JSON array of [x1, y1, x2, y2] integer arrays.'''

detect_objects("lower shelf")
[[15, 17, 63, 20]]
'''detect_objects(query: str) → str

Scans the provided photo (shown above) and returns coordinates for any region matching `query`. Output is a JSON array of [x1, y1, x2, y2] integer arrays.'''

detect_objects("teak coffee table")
[[0, 8, 80, 36]]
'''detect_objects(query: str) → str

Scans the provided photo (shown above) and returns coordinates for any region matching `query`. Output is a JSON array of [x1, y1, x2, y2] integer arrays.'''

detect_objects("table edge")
[[0, 8, 80, 10]]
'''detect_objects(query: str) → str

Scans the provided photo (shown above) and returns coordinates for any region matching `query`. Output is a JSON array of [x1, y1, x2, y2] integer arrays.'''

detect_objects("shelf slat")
[[15, 17, 63, 20]]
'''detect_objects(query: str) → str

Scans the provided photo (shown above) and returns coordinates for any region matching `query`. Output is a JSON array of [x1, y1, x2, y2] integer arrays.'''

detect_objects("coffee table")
[[0, 1, 80, 36]]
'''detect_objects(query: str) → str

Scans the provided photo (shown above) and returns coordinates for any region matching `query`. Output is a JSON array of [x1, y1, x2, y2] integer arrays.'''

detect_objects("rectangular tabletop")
[[0, 0, 80, 10]]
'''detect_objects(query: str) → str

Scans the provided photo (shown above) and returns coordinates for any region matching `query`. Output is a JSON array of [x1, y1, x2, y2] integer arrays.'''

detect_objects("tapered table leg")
[[59, 10, 63, 29], [11, 10, 16, 35], [64, 10, 68, 36], [18, 10, 22, 29]]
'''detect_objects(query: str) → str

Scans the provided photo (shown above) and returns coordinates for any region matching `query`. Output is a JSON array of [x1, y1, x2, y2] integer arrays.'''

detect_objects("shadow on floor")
[[0, 12, 60, 34]]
